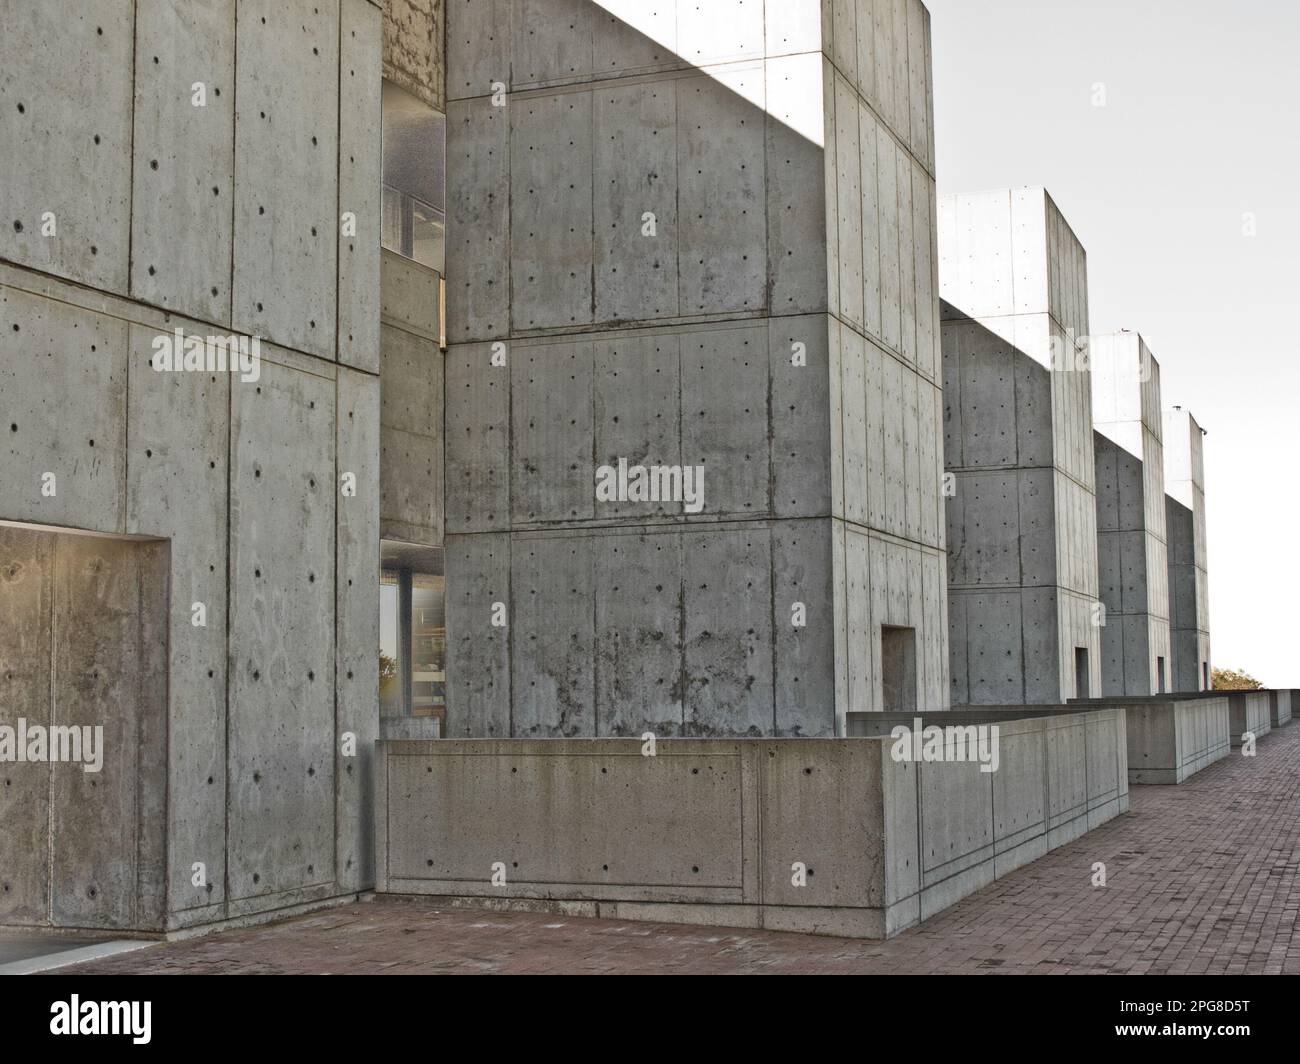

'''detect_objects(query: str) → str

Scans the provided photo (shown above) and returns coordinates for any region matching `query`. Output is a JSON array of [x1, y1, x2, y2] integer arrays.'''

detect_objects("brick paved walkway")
[[64, 721, 1300, 975]]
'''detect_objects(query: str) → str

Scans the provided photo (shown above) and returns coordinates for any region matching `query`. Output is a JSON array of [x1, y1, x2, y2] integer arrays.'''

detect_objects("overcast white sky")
[[927, 0, 1299, 686]]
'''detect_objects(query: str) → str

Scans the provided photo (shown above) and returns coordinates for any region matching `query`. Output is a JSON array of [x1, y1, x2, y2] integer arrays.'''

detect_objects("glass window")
[[410, 573, 447, 724], [379, 571, 403, 717], [378, 546, 448, 736], [381, 80, 445, 273]]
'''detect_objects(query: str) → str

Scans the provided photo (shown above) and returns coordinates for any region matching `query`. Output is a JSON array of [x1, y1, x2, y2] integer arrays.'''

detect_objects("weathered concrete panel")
[[834, 74, 864, 332], [446, 95, 510, 342], [0, 287, 128, 534], [126, 324, 230, 913], [511, 339, 594, 524], [513, 0, 595, 87], [680, 325, 769, 517], [0, 526, 53, 924], [51, 535, 168, 930], [443, 532, 512, 736], [445, 342, 509, 532], [130, 0, 236, 323], [380, 322, 443, 544], [337, 366, 380, 891], [232, 0, 339, 359], [380, 250, 441, 340], [677, 72, 766, 316], [767, 53, 828, 315], [446, 0, 510, 102], [773, 520, 837, 735], [511, 534, 596, 736], [339, 0, 383, 372], [769, 316, 832, 517], [593, 82, 679, 322], [510, 92, 594, 331], [0, 0, 133, 293], [594, 531, 684, 736], [228, 360, 337, 900], [381, 425, 443, 546], [593, 332, 681, 521], [683, 529, 773, 735]]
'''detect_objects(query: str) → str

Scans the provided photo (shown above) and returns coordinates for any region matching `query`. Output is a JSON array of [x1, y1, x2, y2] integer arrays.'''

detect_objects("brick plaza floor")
[[63, 720, 1300, 975]]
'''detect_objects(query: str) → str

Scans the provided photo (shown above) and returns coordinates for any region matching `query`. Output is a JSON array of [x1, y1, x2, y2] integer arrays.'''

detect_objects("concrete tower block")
[[1, 0, 385, 931], [1163, 407, 1211, 691], [444, 0, 947, 737], [1091, 332, 1171, 696], [940, 188, 1101, 704]]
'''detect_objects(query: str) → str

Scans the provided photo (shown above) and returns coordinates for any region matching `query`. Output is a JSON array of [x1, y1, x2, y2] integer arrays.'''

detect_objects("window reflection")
[[381, 81, 445, 273], [410, 573, 446, 727], [379, 547, 448, 737]]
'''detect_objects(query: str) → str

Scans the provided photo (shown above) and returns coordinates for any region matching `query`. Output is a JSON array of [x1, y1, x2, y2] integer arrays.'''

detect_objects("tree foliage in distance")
[[1211, 667, 1263, 690]]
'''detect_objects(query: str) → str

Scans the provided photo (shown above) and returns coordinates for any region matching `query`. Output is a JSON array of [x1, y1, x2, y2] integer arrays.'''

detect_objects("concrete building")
[[1, 0, 1229, 947], [443, 0, 949, 736], [1091, 332, 1171, 695], [0, 0, 446, 934], [939, 188, 1102, 704], [1163, 407, 1212, 691]]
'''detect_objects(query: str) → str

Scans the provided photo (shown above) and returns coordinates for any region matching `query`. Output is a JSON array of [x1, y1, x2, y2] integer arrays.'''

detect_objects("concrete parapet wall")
[[1272, 691, 1295, 728], [1121, 697, 1230, 784], [374, 707, 1127, 938], [1226, 691, 1271, 746]]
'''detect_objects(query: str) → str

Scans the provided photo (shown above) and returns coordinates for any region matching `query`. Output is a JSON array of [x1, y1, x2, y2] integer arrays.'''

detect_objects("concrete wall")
[[940, 188, 1100, 704], [443, 0, 947, 736], [380, 251, 444, 546], [0, 526, 169, 930], [1123, 697, 1229, 784], [1268, 690, 1291, 729], [1092, 333, 1170, 696], [374, 707, 1127, 938], [1226, 690, 1270, 746], [1163, 408, 1210, 691], [0, 0, 385, 930]]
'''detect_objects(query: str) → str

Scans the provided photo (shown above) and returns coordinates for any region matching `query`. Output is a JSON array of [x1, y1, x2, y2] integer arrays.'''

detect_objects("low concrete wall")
[[374, 709, 1128, 939], [1072, 690, 1282, 758], [1226, 691, 1271, 746], [1269, 690, 1293, 728], [1122, 698, 1230, 784]]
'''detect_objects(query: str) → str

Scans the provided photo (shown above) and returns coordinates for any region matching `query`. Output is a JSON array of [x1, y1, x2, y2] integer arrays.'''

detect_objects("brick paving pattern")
[[64, 721, 1300, 974]]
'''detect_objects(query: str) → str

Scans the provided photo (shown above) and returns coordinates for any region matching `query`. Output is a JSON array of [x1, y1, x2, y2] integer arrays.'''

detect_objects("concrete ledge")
[[373, 709, 1128, 939]]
